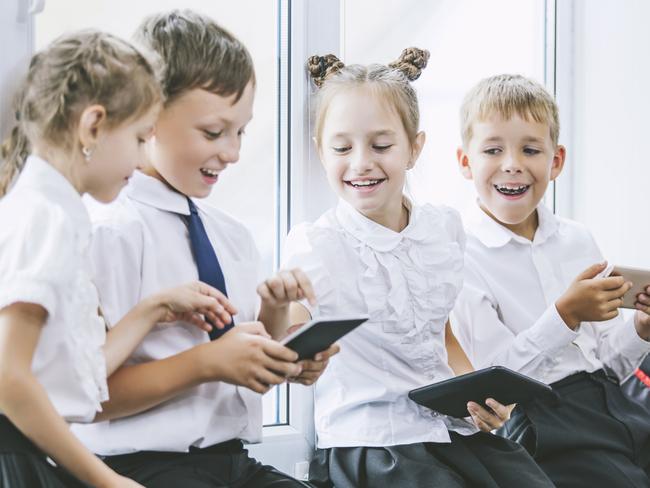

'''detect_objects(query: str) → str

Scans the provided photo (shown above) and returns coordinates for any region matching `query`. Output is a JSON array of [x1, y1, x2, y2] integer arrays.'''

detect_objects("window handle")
[[29, 0, 46, 14], [17, 0, 46, 23]]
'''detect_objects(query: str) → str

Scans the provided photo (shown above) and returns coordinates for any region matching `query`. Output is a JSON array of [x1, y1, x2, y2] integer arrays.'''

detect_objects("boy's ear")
[[407, 131, 426, 169], [78, 105, 107, 148], [457, 147, 473, 180], [550, 144, 566, 181]]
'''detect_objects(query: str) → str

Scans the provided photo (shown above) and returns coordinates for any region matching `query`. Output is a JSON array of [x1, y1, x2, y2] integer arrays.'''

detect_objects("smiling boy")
[[452, 74, 650, 487]]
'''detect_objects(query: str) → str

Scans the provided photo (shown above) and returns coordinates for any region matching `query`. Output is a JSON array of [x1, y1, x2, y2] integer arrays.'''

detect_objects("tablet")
[[281, 316, 369, 360], [612, 265, 650, 309], [408, 366, 553, 418]]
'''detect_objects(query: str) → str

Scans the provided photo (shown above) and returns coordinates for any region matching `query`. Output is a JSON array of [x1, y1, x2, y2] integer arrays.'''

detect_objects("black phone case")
[[283, 317, 367, 360]]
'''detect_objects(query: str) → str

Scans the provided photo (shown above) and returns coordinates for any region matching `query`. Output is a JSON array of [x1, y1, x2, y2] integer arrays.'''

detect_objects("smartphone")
[[612, 265, 650, 309], [281, 316, 369, 360]]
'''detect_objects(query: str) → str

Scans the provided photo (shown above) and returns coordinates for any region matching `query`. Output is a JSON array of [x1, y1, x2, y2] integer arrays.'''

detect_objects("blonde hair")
[[460, 74, 559, 148], [307, 47, 429, 147], [134, 9, 255, 105], [0, 30, 162, 197]]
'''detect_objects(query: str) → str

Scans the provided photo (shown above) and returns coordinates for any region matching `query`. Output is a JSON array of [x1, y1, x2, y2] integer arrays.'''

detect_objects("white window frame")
[[0, 0, 42, 140], [247, 0, 341, 477]]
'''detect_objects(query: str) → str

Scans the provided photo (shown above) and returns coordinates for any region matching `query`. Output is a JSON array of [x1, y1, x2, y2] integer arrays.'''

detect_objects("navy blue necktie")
[[185, 197, 233, 339]]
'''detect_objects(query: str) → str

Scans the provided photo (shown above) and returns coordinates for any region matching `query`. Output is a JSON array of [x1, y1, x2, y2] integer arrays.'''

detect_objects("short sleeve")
[[89, 217, 144, 327], [0, 200, 78, 317], [282, 223, 337, 317]]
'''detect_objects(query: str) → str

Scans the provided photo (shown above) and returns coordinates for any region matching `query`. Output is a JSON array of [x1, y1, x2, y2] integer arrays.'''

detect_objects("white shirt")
[[72, 170, 262, 455], [451, 202, 650, 385], [0, 156, 108, 422], [282, 199, 477, 449]]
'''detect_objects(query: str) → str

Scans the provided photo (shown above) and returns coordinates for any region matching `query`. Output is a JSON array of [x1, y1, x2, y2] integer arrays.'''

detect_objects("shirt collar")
[[466, 199, 559, 248], [126, 170, 191, 215], [17, 155, 90, 227], [335, 197, 429, 252]]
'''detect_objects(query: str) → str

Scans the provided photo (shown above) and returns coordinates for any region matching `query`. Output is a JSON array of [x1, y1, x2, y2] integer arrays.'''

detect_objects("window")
[[554, 0, 650, 270]]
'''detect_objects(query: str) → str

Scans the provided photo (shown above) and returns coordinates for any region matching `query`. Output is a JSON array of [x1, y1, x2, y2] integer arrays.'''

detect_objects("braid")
[[388, 47, 430, 81], [307, 54, 345, 87]]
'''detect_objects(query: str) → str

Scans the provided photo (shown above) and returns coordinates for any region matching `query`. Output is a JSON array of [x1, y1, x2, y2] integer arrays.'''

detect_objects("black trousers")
[[103, 439, 313, 488], [0, 415, 85, 488], [500, 370, 650, 488], [309, 431, 554, 488]]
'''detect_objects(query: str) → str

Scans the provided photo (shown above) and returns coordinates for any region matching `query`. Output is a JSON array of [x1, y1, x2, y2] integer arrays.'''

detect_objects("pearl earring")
[[82, 146, 93, 162]]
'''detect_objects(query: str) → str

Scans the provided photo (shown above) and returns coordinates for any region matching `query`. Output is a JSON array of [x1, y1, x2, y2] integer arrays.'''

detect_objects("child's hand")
[[467, 399, 514, 432], [282, 321, 340, 385], [257, 268, 316, 309], [634, 286, 650, 340], [289, 344, 340, 385], [556, 262, 632, 329], [197, 321, 302, 394], [152, 281, 238, 332]]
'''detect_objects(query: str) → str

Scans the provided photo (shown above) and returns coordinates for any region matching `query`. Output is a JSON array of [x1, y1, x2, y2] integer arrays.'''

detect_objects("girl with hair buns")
[[282, 48, 555, 487], [0, 31, 237, 488]]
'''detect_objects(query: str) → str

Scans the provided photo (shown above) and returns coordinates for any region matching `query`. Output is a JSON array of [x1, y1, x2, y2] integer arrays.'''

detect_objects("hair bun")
[[388, 47, 430, 81], [307, 54, 345, 87]]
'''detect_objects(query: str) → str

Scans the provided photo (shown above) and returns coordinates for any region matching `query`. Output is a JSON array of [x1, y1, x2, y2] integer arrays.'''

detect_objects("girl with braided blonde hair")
[[0, 31, 239, 488], [282, 49, 554, 487]]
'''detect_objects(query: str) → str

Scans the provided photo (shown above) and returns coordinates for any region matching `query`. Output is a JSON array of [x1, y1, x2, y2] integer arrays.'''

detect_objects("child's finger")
[[292, 268, 317, 305], [184, 312, 212, 332], [256, 283, 280, 307], [313, 343, 340, 362], [600, 275, 627, 291], [290, 371, 320, 385], [203, 311, 226, 329], [278, 270, 300, 301], [196, 282, 238, 314], [603, 284, 632, 301], [297, 358, 327, 373], [485, 398, 513, 422], [267, 275, 288, 301]]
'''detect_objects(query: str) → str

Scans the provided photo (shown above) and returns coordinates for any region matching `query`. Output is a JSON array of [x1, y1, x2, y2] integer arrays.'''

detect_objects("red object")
[[634, 368, 650, 388]]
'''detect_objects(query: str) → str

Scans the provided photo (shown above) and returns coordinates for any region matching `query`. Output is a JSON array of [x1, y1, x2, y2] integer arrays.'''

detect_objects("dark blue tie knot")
[[187, 198, 198, 215], [184, 197, 233, 340]]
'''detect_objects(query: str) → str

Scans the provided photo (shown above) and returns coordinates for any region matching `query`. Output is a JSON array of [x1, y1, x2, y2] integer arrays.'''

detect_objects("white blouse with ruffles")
[[282, 198, 477, 449], [0, 156, 108, 423]]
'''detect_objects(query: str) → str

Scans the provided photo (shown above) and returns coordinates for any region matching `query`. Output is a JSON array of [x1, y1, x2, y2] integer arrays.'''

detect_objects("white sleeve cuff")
[[526, 304, 579, 352]]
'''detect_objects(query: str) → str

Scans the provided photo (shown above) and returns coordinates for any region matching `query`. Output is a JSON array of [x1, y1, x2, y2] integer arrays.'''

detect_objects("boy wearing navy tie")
[[73, 10, 334, 487]]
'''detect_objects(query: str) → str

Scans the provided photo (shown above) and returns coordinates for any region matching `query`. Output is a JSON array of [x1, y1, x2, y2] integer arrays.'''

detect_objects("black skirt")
[[500, 369, 650, 488], [0, 415, 86, 488], [309, 431, 554, 488]]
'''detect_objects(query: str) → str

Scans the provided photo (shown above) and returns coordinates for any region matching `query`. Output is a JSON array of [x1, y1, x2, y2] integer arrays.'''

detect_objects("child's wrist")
[[634, 311, 650, 340], [555, 298, 579, 330]]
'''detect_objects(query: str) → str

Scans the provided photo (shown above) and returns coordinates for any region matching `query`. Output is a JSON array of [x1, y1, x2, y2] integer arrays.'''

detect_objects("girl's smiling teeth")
[[345, 178, 386, 188], [494, 183, 530, 196]]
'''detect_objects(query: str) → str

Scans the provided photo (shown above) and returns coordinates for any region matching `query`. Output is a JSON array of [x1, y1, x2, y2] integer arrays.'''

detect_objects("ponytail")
[[0, 124, 30, 198]]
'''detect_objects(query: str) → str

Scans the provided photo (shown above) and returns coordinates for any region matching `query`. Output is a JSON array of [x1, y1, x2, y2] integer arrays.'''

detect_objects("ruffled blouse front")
[[0, 156, 108, 422], [283, 198, 477, 448]]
